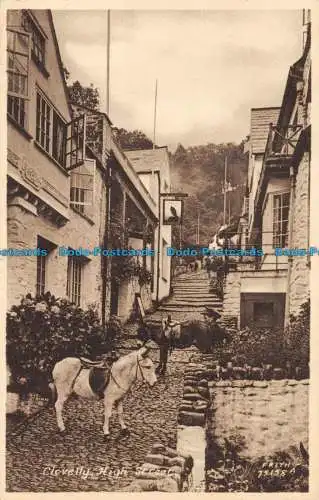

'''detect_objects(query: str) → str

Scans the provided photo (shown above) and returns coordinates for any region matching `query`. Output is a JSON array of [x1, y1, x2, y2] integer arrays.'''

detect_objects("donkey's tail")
[[48, 382, 57, 404]]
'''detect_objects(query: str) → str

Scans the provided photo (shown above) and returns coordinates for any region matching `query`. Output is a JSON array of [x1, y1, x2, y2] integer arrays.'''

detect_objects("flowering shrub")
[[7, 292, 123, 392], [111, 254, 152, 287], [284, 299, 310, 370]]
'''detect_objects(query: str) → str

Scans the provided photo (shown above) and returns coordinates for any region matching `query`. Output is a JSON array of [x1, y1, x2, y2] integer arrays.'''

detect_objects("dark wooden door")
[[240, 293, 285, 329], [110, 279, 119, 316]]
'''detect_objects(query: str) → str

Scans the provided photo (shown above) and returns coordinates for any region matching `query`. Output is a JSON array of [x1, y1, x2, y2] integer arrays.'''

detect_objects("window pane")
[[21, 12, 45, 65], [52, 111, 66, 166]]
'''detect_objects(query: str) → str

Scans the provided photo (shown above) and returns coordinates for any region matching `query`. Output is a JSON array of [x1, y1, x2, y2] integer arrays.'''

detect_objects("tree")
[[112, 127, 153, 150], [68, 80, 100, 111]]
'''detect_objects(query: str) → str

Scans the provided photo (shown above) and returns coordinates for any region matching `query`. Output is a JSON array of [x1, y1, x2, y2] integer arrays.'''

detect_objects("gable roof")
[[250, 107, 280, 154], [47, 10, 72, 117], [125, 147, 169, 173]]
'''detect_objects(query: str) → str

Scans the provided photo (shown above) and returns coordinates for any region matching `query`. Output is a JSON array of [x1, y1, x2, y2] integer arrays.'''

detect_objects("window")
[[36, 253, 46, 295], [36, 237, 56, 296], [66, 256, 83, 306], [161, 238, 169, 281], [36, 92, 51, 152], [70, 159, 95, 216], [253, 302, 274, 328], [36, 90, 86, 170], [273, 193, 290, 248], [243, 196, 249, 215], [7, 27, 31, 128], [21, 10, 45, 66], [241, 226, 249, 250]]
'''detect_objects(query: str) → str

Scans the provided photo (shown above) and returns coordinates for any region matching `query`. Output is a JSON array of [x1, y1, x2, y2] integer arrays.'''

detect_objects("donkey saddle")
[[79, 357, 113, 399]]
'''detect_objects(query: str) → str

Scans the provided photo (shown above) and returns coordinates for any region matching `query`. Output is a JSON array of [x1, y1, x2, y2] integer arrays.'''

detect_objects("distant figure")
[[210, 258, 218, 279], [156, 316, 171, 375], [204, 257, 211, 279], [194, 260, 198, 272]]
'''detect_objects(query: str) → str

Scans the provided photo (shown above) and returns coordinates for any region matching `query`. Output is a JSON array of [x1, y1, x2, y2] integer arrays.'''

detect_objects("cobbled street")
[[6, 348, 193, 492]]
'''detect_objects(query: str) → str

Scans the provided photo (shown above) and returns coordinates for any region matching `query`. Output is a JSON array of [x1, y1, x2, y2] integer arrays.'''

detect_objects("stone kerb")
[[121, 442, 194, 492], [178, 363, 210, 427]]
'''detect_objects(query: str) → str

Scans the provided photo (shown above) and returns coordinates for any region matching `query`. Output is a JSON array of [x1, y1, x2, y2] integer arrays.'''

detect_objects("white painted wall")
[[241, 273, 287, 293], [138, 165, 172, 302]]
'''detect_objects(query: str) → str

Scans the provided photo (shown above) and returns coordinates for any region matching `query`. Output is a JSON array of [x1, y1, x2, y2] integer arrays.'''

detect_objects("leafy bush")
[[217, 300, 310, 369], [284, 299, 310, 370], [220, 326, 286, 367], [111, 254, 152, 287], [6, 292, 122, 392], [206, 429, 308, 492]]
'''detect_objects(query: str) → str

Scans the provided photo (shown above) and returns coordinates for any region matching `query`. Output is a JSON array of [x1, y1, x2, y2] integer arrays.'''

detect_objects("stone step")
[[173, 278, 209, 282], [173, 283, 210, 293], [158, 305, 223, 313], [172, 294, 220, 300], [163, 300, 222, 307]]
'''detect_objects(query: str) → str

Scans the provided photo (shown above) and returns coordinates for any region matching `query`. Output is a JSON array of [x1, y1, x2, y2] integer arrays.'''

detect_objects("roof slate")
[[250, 107, 280, 154], [125, 148, 169, 172]]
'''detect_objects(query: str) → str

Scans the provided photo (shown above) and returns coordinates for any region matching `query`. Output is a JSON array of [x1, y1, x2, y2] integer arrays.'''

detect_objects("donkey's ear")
[[300, 441, 309, 463], [139, 343, 151, 358]]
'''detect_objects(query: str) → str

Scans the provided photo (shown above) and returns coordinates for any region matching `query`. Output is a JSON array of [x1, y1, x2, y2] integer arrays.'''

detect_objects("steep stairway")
[[146, 270, 223, 326]]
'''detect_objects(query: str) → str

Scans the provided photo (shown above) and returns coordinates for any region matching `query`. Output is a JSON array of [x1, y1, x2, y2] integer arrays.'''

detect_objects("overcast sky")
[[53, 10, 302, 151]]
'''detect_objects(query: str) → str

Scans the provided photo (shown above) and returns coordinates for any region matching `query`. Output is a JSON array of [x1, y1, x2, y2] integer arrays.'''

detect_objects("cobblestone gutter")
[[121, 442, 194, 491], [176, 361, 212, 491]]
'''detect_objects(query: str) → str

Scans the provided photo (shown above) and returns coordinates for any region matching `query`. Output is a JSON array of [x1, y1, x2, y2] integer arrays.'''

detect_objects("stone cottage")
[[223, 10, 311, 329], [6, 9, 104, 313], [6, 9, 159, 324]]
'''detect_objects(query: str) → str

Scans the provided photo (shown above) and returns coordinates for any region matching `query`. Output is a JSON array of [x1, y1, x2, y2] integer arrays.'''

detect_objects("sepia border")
[[0, 0, 318, 499]]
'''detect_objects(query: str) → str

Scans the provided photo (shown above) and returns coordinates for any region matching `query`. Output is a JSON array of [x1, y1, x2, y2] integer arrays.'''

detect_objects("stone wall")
[[7, 173, 108, 315], [208, 379, 309, 460], [222, 271, 241, 327], [289, 152, 310, 317]]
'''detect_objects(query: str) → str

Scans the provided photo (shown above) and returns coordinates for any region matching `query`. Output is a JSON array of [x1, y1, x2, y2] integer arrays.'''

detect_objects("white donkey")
[[50, 344, 157, 440]]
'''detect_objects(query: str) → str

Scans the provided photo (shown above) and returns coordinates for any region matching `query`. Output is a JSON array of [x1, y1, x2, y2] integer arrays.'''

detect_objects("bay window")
[[70, 159, 95, 217], [35, 89, 86, 170], [7, 27, 31, 129]]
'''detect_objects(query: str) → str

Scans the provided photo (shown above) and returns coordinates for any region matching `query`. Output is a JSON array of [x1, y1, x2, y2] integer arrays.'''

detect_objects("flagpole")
[[153, 79, 158, 149], [223, 156, 227, 225], [106, 9, 111, 115]]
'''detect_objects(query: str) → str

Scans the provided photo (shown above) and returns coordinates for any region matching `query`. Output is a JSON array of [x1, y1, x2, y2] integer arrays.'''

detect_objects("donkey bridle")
[[109, 354, 147, 392]]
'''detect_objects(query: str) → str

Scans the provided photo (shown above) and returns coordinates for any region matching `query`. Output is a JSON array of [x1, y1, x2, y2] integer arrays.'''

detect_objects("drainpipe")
[[101, 155, 112, 327], [156, 171, 161, 304], [307, 143, 311, 269], [284, 165, 296, 329]]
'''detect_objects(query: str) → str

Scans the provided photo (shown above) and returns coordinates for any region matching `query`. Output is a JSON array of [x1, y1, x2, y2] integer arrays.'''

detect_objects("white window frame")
[[272, 192, 290, 248], [7, 27, 31, 129], [36, 253, 46, 296], [70, 158, 96, 217], [66, 255, 83, 306], [21, 10, 46, 67], [36, 88, 86, 170]]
